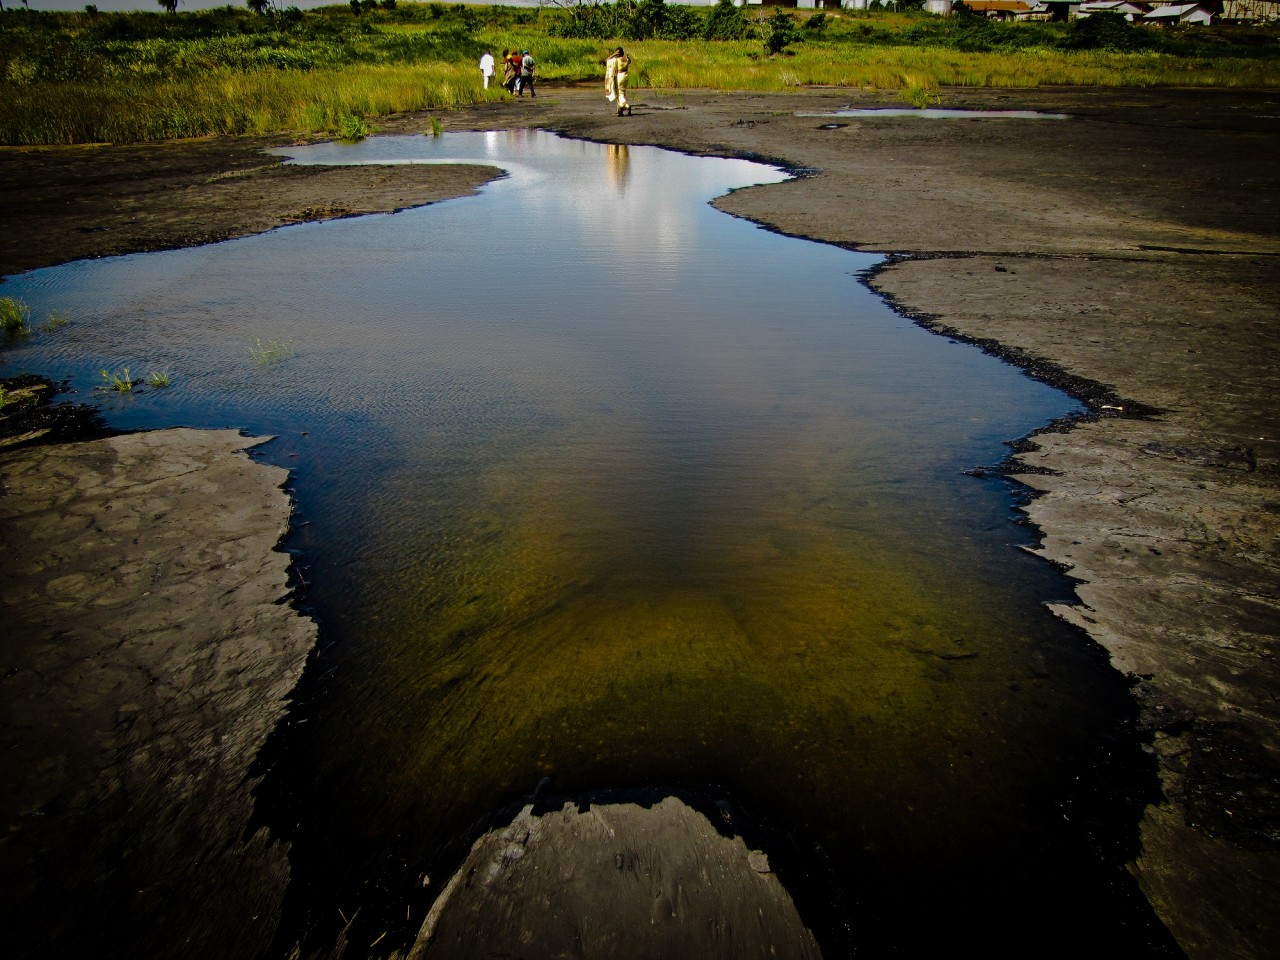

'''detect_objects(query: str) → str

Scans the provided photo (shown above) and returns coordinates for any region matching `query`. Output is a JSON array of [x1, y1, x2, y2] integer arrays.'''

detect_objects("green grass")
[[100, 366, 134, 392], [147, 368, 172, 387], [901, 80, 940, 109], [0, 5, 1276, 145], [0, 380, 43, 413], [623, 37, 1280, 91], [0, 297, 32, 336], [250, 337, 291, 364], [339, 112, 370, 141], [1, 62, 489, 143], [38, 311, 71, 332]]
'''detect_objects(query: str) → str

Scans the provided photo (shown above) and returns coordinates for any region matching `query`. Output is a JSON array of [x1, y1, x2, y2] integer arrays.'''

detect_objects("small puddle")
[[2, 130, 1164, 957], [802, 108, 1071, 120]]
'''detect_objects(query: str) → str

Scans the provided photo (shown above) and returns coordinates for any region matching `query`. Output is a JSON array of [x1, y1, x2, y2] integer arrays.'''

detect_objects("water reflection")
[[2, 131, 1165, 958], [606, 142, 631, 194]]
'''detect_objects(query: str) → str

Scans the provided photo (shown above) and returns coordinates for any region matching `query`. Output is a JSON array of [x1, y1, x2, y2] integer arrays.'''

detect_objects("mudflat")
[[1, 86, 1276, 959], [0, 429, 315, 960]]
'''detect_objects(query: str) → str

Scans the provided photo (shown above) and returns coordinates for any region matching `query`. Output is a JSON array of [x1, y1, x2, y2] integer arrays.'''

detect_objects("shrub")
[[1060, 12, 1158, 52], [763, 9, 798, 56], [338, 112, 369, 140], [703, 0, 748, 42], [550, 1, 701, 42]]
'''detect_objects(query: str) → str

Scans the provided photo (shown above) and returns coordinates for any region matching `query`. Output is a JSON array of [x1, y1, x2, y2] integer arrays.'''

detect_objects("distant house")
[[960, 0, 1046, 17], [1142, 1, 1216, 22], [1076, 0, 1152, 18]]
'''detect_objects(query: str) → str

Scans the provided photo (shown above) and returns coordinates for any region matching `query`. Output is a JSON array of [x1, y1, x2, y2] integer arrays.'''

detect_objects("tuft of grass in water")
[[428, 115, 443, 136], [338, 113, 370, 141], [39, 311, 71, 333], [147, 368, 172, 387], [250, 337, 291, 364], [100, 366, 134, 392], [1, 297, 32, 337]]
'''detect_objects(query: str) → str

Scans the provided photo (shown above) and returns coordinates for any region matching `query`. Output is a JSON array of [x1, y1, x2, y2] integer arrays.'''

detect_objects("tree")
[[156, 0, 179, 11], [1061, 11, 1157, 52], [703, 0, 748, 42], [626, 0, 667, 40], [763, 9, 797, 56], [246, 0, 270, 12], [802, 12, 828, 36]]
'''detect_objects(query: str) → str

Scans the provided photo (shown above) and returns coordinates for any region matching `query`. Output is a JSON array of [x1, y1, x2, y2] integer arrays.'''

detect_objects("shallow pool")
[[2, 130, 1170, 957]]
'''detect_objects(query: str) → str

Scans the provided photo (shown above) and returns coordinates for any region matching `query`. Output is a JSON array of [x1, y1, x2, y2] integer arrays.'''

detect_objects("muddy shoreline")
[[1, 86, 1277, 958]]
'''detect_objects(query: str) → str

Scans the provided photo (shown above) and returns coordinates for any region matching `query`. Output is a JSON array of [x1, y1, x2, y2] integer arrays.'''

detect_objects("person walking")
[[519, 50, 536, 98], [479, 50, 495, 90], [605, 47, 632, 117], [504, 50, 521, 94]]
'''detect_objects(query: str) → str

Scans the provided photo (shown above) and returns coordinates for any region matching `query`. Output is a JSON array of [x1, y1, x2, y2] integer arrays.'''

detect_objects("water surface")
[[2, 131, 1168, 957]]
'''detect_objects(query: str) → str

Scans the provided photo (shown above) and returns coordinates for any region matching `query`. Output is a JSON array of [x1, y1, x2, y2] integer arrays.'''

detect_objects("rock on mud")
[[409, 796, 823, 960]]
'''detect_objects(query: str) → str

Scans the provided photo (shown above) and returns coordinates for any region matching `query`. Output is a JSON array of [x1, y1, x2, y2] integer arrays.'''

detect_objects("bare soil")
[[0, 429, 314, 960], [0, 137, 499, 276], [1, 85, 1277, 960]]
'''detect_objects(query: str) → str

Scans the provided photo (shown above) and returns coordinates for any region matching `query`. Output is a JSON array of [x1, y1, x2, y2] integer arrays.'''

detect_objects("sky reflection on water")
[[1, 130, 1172, 957]]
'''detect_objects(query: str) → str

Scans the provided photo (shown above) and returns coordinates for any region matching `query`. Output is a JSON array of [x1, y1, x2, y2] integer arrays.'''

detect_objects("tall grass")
[[0, 62, 493, 143], [0, 6, 1276, 145], [629, 38, 1280, 91]]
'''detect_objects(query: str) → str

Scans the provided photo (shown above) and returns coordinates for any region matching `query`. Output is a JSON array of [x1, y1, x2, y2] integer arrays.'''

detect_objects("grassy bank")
[[1, 2, 1277, 144]]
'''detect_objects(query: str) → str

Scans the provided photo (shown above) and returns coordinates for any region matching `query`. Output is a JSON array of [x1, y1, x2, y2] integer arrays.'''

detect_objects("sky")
[[11, 0, 722, 11], [14, 0, 530, 9]]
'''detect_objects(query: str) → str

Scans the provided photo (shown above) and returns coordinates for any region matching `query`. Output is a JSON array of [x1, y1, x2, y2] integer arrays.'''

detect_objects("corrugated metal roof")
[[1144, 2, 1209, 14], [1079, 1, 1152, 10]]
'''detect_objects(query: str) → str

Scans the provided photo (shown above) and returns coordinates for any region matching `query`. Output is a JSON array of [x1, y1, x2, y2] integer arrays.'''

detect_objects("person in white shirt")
[[479, 51, 495, 90]]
